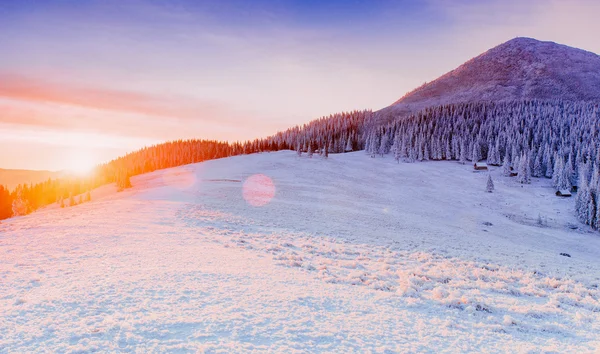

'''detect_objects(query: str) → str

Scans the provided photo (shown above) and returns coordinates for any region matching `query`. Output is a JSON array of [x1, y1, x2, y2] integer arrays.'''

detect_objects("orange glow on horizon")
[[64, 149, 98, 176]]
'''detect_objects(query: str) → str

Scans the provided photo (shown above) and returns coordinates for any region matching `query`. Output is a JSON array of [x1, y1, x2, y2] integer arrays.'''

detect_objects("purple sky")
[[1, 0, 599, 171]]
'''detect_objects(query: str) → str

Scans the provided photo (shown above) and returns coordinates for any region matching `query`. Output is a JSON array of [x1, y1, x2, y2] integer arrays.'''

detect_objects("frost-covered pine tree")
[[400, 137, 408, 160], [513, 155, 520, 176], [487, 143, 494, 165], [11, 192, 29, 216], [392, 134, 401, 163], [576, 168, 590, 225], [588, 189, 597, 229], [596, 185, 600, 230], [544, 147, 553, 179], [502, 155, 512, 176], [296, 142, 302, 157], [471, 146, 479, 164], [379, 134, 388, 157], [517, 153, 531, 184], [558, 164, 571, 191], [552, 156, 563, 188], [345, 138, 353, 152], [533, 153, 543, 178], [408, 145, 417, 163], [459, 140, 467, 165], [565, 153, 575, 188], [417, 140, 424, 161], [367, 131, 379, 158], [486, 175, 495, 193], [307, 143, 313, 158]]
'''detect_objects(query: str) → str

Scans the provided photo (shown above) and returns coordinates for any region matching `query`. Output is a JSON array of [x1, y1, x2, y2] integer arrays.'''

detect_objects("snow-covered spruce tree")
[[400, 137, 408, 161], [307, 143, 314, 158], [392, 134, 401, 163], [408, 145, 417, 163], [552, 155, 563, 189], [596, 185, 600, 230], [502, 155, 512, 176], [323, 144, 329, 159], [543, 147, 553, 179], [486, 175, 495, 193], [296, 142, 302, 157], [576, 165, 588, 223], [366, 131, 379, 158], [85, 190, 91, 202], [416, 140, 423, 161], [471, 146, 478, 164], [345, 138, 353, 152], [471, 142, 481, 163], [459, 140, 467, 164], [513, 155, 520, 176], [69, 193, 76, 206], [117, 173, 132, 191], [588, 188, 597, 229], [517, 153, 531, 184], [379, 134, 389, 157], [487, 142, 500, 166], [11, 192, 29, 216], [565, 153, 575, 188], [558, 164, 572, 191], [532, 153, 544, 178]]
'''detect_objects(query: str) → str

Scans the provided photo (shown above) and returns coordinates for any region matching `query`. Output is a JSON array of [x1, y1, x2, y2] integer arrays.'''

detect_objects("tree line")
[[365, 100, 600, 230], [0, 110, 371, 220], [3, 100, 600, 232]]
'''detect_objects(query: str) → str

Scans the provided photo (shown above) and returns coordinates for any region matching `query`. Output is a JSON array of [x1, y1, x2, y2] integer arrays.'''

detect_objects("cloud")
[[0, 73, 253, 123], [0, 73, 288, 144]]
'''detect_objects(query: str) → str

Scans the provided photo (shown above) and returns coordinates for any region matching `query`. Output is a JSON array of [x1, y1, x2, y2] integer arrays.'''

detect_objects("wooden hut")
[[555, 190, 572, 197], [474, 162, 488, 171]]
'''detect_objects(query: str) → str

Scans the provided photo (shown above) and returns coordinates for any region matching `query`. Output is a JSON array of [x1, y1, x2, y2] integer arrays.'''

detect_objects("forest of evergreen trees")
[[0, 110, 371, 220], [2, 101, 600, 232], [364, 100, 600, 230]]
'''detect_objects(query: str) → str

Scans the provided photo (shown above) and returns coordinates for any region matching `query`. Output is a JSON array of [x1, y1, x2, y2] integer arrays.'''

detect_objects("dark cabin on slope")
[[556, 190, 572, 197], [474, 162, 488, 171]]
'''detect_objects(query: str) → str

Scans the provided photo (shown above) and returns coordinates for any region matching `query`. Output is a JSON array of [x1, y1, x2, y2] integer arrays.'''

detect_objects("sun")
[[65, 150, 97, 176]]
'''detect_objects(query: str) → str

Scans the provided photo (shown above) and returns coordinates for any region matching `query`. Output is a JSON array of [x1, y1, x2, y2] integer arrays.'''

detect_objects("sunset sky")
[[1, 0, 599, 171]]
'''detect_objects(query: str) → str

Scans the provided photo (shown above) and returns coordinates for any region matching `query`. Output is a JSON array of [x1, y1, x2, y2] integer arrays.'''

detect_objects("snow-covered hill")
[[377, 37, 600, 123], [1, 151, 599, 352]]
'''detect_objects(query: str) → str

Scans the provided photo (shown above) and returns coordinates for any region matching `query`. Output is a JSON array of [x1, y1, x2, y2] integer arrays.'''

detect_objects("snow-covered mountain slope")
[[377, 37, 600, 123], [2, 151, 600, 352]]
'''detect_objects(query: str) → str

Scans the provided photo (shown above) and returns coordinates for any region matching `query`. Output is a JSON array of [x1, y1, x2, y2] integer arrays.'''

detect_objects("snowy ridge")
[[377, 37, 600, 123]]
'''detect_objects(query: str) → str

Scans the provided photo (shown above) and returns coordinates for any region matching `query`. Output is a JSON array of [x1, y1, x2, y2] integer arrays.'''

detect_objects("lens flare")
[[242, 174, 275, 207]]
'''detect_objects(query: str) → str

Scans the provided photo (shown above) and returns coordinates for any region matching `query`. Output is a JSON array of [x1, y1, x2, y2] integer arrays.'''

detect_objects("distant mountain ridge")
[[0, 168, 63, 190], [376, 37, 600, 122]]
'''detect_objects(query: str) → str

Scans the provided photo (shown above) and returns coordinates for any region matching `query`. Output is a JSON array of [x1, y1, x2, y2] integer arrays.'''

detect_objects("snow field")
[[1, 151, 599, 352]]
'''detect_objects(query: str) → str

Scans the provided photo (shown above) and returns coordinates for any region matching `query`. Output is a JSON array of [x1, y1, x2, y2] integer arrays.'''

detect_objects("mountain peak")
[[380, 37, 600, 122]]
